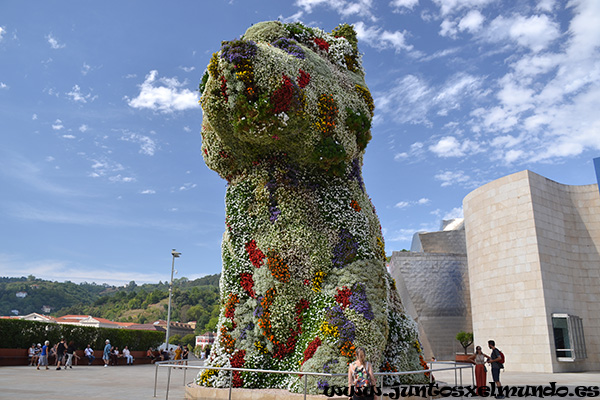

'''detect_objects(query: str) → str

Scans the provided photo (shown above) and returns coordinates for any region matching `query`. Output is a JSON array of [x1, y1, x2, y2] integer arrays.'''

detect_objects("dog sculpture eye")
[[197, 21, 428, 392]]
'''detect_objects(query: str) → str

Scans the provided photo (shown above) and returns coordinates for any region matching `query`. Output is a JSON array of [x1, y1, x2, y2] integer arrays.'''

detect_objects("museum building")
[[390, 160, 600, 373]]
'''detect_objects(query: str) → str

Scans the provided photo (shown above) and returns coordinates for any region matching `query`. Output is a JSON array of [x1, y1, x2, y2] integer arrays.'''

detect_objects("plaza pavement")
[[1, 362, 600, 400]]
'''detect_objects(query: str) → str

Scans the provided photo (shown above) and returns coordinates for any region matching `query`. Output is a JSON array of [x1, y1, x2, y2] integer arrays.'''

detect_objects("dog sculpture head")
[[199, 21, 373, 180]]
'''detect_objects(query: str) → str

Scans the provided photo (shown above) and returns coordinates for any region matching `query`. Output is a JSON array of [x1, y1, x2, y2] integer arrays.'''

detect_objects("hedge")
[[0, 319, 163, 351]]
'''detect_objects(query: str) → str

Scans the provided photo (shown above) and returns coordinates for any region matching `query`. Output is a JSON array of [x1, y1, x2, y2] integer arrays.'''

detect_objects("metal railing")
[[154, 360, 474, 400]]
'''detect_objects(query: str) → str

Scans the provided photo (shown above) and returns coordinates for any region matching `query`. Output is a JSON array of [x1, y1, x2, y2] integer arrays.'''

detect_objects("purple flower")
[[350, 282, 374, 320], [332, 229, 358, 268], [221, 39, 257, 64], [272, 37, 305, 59]]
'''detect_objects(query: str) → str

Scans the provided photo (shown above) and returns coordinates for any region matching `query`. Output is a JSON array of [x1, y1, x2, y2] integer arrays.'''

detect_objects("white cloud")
[[390, 0, 419, 12], [179, 182, 197, 191], [109, 174, 135, 183], [432, 0, 495, 16], [537, 0, 556, 12], [394, 198, 431, 209], [46, 33, 65, 49], [0, 26, 5, 41], [179, 66, 195, 72], [127, 70, 199, 113], [354, 21, 413, 53], [79, 124, 88, 132], [429, 136, 481, 157], [32, 114, 38, 120], [377, 73, 483, 124], [443, 206, 464, 220], [141, 189, 156, 194], [89, 158, 124, 179], [62, 134, 76, 139], [483, 14, 560, 53], [66, 85, 97, 103], [439, 19, 458, 38], [434, 170, 471, 187], [458, 10, 485, 33], [119, 131, 157, 156], [0, 82, 8, 89], [52, 119, 64, 130], [295, 0, 375, 19]]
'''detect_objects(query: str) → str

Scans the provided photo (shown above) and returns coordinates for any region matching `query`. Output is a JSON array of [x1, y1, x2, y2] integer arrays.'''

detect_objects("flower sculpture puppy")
[[198, 21, 427, 392]]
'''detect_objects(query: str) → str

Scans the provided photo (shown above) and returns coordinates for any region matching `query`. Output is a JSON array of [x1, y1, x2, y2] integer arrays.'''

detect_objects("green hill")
[[0, 274, 221, 334]]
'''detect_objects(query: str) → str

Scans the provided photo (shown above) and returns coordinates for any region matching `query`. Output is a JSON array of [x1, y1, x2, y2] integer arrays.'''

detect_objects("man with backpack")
[[488, 340, 505, 399]]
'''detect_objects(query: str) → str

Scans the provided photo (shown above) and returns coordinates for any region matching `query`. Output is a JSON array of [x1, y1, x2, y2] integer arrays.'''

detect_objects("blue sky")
[[1, 0, 599, 286]]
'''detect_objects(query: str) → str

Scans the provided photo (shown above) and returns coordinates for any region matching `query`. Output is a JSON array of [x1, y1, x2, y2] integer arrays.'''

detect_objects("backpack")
[[353, 362, 371, 388], [495, 349, 505, 368]]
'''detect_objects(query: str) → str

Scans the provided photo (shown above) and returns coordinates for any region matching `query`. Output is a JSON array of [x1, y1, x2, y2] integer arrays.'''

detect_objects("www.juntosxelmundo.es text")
[[323, 382, 600, 398]]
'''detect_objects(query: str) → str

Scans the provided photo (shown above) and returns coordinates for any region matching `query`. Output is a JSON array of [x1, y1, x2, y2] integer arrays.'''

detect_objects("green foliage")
[[181, 333, 197, 348], [0, 274, 221, 334], [456, 331, 474, 354], [169, 334, 181, 344], [0, 319, 163, 351]]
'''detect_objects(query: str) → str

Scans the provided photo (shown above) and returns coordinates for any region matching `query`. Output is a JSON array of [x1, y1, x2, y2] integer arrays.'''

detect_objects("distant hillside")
[[0, 274, 221, 334]]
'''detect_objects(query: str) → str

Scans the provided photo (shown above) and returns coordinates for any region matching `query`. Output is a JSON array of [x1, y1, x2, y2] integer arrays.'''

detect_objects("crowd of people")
[[29, 338, 157, 369], [145, 344, 189, 365]]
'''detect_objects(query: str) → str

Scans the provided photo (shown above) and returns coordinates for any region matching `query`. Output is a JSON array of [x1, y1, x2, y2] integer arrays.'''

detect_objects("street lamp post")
[[165, 249, 181, 348]]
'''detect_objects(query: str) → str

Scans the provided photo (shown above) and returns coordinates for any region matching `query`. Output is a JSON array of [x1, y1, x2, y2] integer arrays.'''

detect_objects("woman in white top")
[[469, 345, 489, 396]]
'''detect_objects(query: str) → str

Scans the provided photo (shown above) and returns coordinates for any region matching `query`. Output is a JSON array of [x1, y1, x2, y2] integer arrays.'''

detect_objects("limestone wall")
[[463, 170, 600, 373]]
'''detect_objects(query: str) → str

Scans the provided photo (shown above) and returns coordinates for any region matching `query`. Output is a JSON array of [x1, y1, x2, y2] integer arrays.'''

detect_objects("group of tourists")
[[145, 344, 189, 365], [30, 338, 140, 369], [29, 338, 77, 370]]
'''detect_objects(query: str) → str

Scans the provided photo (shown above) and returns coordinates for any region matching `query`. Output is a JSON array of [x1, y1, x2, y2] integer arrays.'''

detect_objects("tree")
[[456, 331, 474, 354], [168, 334, 181, 345], [181, 333, 196, 348]]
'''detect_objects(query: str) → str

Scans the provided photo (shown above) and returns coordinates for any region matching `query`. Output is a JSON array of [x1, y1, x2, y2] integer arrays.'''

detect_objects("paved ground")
[[0, 363, 191, 400], [1, 362, 599, 399]]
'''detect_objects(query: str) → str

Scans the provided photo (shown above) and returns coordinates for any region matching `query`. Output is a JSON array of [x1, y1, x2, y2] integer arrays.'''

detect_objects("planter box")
[[0, 348, 28, 366], [455, 353, 473, 363]]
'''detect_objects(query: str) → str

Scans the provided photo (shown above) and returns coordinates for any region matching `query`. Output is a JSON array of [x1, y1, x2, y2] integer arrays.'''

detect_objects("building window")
[[552, 313, 587, 362]]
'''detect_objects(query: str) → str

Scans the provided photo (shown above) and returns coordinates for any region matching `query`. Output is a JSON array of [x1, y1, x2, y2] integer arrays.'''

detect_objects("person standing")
[[37, 340, 50, 370], [103, 339, 111, 367], [347, 347, 376, 400], [84, 344, 95, 365], [55, 338, 66, 370], [469, 346, 489, 396], [182, 345, 189, 366], [65, 341, 76, 369], [488, 340, 504, 399]]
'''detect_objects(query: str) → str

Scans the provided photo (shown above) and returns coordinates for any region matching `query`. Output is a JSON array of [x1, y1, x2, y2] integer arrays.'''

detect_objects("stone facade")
[[463, 170, 600, 372], [389, 220, 472, 361]]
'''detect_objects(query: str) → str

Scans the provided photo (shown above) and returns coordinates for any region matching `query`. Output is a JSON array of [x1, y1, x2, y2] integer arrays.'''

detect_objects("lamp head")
[[171, 249, 181, 258]]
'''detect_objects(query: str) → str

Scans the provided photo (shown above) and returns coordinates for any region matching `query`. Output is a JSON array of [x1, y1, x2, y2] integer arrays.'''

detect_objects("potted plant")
[[455, 331, 473, 362]]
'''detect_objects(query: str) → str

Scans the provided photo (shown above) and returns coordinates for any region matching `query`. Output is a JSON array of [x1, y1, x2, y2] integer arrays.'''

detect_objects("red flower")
[[302, 337, 322, 365], [335, 286, 352, 309], [270, 75, 294, 114], [240, 273, 256, 298], [245, 240, 265, 268], [297, 69, 311, 88], [313, 37, 330, 52]]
